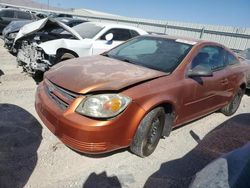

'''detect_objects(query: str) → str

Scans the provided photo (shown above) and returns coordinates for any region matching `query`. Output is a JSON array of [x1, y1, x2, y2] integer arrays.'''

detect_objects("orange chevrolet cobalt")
[[35, 35, 248, 157]]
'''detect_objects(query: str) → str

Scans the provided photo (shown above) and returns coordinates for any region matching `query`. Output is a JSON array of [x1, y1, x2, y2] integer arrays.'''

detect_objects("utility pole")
[[47, 0, 50, 10]]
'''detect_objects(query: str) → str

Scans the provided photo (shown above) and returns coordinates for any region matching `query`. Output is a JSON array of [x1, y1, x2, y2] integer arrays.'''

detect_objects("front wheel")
[[220, 88, 244, 116], [130, 107, 166, 157]]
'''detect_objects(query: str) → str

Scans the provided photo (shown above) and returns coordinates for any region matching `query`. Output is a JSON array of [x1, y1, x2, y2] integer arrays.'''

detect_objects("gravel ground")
[[0, 39, 250, 188]]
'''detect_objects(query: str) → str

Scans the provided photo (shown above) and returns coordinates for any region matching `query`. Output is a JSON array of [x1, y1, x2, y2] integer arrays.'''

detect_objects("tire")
[[58, 52, 76, 62], [130, 107, 166, 157], [220, 88, 244, 116]]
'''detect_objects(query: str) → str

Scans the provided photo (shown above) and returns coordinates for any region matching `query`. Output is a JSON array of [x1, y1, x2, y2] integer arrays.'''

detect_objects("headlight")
[[9, 33, 17, 39], [76, 94, 131, 118]]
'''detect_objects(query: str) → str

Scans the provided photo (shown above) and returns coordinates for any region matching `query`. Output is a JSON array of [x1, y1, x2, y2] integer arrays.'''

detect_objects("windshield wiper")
[[101, 52, 110, 57], [119, 58, 137, 65], [101, 54, 139, 66]]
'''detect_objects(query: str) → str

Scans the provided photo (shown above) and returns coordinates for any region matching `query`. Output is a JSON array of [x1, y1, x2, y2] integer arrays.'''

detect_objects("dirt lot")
[[0, 38, 250, 188]]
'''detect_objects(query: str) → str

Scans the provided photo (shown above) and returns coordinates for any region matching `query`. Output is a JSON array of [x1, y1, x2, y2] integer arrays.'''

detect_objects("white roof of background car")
[[86, 22, 148, 34]]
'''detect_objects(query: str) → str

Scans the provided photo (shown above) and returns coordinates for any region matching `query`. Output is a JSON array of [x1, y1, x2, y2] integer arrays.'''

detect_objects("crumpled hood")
[[14, 18, 82, 43], [45, 55, 168, 94]]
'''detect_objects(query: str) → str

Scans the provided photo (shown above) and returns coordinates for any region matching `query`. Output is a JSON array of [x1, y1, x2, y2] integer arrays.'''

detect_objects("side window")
[[69, 21, 82, 27], [17, 11, 31, 20], [100, 29, 132, 41], [227, 52, 240, 65], [192, 46, 225, 71], [130, 30, 139, 38], [0, 10, 14, 18], [31, 14, 37, 20]]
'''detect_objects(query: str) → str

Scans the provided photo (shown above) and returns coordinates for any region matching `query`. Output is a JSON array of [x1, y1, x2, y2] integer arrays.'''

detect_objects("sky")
[[38, 0, 250, 27]]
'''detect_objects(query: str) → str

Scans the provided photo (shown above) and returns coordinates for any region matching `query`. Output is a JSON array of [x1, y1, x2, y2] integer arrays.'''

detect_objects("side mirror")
[[105, 33, 113, 43], [188, 65, 213, 77]]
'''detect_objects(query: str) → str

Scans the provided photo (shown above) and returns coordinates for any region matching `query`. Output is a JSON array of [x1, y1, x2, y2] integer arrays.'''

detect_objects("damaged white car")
[[14, 18, 147, 75]]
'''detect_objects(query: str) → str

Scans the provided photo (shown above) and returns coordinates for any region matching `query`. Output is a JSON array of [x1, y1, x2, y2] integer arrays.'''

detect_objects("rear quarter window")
[[130, 30, 140, 38], [227, 52, 240, 65], [100, 28, 132, 41]]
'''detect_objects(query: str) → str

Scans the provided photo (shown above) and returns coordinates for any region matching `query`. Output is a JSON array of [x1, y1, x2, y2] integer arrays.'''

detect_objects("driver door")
[[179, 45, 227, 123]]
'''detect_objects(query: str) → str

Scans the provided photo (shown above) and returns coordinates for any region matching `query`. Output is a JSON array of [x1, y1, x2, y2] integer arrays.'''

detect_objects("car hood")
[[45, 55, 168, 94], [14, 18, 82, 43]]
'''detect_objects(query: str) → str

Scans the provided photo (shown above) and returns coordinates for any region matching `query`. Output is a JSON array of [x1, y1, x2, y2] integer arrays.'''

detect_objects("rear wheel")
[[130, 107, 166, 157], [220, 88, 244, 116]]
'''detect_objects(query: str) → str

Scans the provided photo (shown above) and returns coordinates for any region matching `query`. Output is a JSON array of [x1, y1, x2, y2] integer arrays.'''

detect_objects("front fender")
[[39, 39, 93, 57]]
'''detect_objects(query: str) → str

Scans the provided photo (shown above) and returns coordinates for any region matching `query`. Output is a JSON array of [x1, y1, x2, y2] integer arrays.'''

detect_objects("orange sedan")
[[35, 35, 248, 157]]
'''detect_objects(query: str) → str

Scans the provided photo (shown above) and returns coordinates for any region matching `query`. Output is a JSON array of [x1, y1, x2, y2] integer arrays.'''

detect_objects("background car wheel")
[[59, 53, 77, 62], [130, 107, 166, 157], [220, 88, 244, 116], [32, 71, 44, 83]]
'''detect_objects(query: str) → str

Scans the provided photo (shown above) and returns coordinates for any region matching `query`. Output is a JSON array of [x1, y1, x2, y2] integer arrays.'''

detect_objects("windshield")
[[106, 36, 193, 73], [72, 22, 104, 39]]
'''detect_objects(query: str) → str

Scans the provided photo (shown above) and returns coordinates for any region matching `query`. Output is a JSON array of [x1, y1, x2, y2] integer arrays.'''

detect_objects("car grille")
[[45, 79, 78, 110], [61, 135, 108, 152]]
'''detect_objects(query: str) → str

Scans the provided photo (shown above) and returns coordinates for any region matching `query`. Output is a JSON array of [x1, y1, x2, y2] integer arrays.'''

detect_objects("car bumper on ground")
[[35, 80, 145, 154]]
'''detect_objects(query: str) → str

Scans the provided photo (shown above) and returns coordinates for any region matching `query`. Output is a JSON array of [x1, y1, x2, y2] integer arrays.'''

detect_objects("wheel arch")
[[153, 102, 176, 137], [142, 100, 176, 119], [56, 48, 79, 58]]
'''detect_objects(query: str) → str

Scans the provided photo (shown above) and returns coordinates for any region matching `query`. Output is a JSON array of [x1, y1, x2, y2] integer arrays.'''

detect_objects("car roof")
[[56, 17, 85, 21], [1, 8, 28, 13], [142, 34, 224, 47], [86, 22, 147, 32], [0, 8, 16, 11]]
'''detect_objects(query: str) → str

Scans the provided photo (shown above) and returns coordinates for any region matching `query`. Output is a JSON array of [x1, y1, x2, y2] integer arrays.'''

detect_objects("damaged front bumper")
[[4, 38, 13, 50], [17, 42, 56, 74], [4, 38, 18, 54]]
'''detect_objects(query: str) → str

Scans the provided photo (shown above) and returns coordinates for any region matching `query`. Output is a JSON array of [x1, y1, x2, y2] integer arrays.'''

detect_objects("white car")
[[15, 18, 148, 75]]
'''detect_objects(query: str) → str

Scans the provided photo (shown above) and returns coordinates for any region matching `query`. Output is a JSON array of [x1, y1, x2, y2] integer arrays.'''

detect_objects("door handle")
[[220, 78, 228, 85]]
